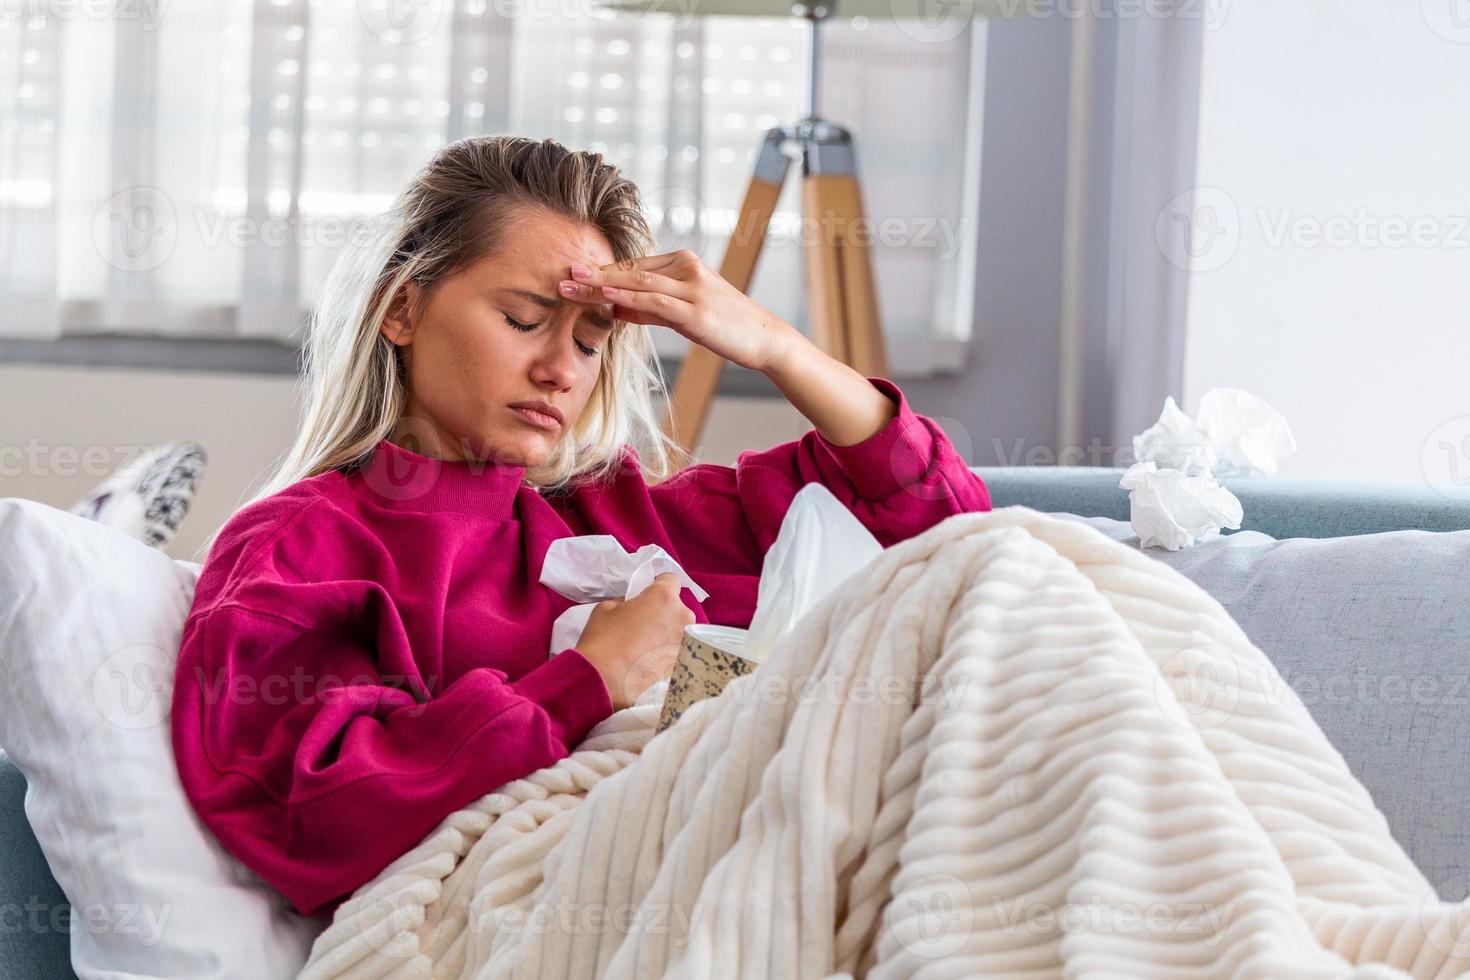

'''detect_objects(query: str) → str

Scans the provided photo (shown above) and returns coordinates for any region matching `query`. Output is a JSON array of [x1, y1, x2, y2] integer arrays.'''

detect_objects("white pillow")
[[0, 497, 323, 978]]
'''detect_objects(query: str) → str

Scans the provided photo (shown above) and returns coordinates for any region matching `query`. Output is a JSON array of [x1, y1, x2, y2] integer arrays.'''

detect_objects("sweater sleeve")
[[647, 376, 992, 577], [170, 594, 613, 918]]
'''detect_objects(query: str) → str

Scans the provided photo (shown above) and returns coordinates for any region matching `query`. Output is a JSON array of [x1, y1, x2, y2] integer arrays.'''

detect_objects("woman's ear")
[[379, 280, 420, 347]]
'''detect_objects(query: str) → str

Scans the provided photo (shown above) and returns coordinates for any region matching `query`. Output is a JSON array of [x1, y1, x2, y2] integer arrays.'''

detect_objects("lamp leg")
[[802, 169, 888, 379]]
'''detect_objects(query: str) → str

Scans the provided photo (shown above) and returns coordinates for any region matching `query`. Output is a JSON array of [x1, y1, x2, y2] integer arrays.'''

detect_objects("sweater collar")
[[352, 435, 528, 516]]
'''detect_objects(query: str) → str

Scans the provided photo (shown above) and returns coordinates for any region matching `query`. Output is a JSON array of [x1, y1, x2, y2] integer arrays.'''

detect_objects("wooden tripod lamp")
[[599, 0, 993, 456]]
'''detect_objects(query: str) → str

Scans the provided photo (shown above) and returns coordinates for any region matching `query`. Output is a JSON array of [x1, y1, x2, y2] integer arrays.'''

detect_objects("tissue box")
[[657, 625, 756, 732]]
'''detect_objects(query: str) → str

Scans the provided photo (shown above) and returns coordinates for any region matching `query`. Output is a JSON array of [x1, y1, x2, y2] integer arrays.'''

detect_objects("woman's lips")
[[510, 405, 562, 430]]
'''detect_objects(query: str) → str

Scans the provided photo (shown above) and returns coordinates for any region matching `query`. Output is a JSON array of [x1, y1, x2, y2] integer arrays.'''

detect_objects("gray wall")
[[906, 14, 1078, 469]]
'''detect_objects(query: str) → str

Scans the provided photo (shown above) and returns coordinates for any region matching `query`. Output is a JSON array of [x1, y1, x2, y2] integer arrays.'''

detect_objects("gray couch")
[[3, 467, 1468, 977]]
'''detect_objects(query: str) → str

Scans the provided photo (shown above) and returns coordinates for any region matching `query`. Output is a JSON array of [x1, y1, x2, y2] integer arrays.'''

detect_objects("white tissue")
[[1133, 388, 1297, 479], [1193, 388, 1299, 478], [743, 483, 884, 665], [539, 536, 709, 656], [1131, 396, 1218, 476], [1119, 461, 1243, 551], [1123, 387, 1296, 551]]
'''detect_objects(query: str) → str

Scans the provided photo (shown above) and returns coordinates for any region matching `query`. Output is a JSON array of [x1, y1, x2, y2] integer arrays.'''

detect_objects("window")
[[0, 2, 984, 377]]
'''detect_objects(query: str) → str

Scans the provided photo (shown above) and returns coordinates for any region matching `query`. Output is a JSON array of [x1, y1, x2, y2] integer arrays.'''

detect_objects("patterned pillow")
[[68, 441, 206, 549]]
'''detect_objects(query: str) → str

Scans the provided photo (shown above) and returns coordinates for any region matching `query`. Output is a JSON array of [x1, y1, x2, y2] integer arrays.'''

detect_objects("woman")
[[170, 135, 992, 920]]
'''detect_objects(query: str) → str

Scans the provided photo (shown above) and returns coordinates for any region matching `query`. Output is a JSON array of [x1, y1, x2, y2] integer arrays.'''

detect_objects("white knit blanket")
[[298, 507, 1469, 979]]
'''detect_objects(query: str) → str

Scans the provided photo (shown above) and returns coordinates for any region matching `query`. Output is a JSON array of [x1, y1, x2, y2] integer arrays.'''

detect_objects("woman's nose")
[[530, 326, 582, 385]]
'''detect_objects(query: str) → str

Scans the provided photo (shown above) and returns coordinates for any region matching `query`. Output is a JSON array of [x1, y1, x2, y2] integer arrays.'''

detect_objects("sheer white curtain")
[[0, 1, 983, 374]]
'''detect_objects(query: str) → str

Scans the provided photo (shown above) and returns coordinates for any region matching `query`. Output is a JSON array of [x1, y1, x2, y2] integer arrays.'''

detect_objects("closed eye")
[[505, 314, 600, 357]]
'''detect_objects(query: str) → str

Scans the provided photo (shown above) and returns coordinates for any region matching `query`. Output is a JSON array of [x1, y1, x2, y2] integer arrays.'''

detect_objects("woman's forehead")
[[501, 209, 616, 268]]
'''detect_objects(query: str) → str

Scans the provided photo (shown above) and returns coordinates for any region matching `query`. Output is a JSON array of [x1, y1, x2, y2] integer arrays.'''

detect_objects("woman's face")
[[380, 208, 618, 467]]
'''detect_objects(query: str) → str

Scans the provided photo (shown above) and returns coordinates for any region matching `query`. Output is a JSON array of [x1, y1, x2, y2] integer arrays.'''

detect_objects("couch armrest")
[[0, 752, 79, 980]]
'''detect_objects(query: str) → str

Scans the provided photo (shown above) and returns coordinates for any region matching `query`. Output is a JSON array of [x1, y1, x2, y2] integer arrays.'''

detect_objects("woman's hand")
[[575, 572, 695, 711], [561, 248, 899, 449], [557, 250, 797, 372]]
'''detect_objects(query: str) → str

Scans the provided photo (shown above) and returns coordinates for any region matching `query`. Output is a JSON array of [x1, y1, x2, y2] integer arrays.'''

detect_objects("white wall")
[[1182, 0, 1470, 485]]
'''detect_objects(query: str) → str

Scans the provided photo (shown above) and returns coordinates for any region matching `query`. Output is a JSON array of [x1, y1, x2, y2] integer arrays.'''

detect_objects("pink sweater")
[[170, 377, 991, 917]]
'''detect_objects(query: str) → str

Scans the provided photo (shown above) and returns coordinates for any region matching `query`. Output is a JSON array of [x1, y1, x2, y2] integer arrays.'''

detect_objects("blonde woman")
[[170, 136, 992, 919]]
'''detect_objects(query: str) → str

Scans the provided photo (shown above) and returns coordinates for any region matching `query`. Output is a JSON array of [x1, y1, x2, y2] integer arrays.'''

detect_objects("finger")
[[596, 285, 695, 326], [608, 303, 678, 329], [568, 264, 695, 301], [609, 251, 688, 273], [553, 284, 678, 331], [556, 278, 625, 307]]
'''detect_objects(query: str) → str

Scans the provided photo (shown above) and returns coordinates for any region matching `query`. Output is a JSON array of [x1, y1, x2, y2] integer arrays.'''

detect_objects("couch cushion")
[[1068, 514, 1470, 901]]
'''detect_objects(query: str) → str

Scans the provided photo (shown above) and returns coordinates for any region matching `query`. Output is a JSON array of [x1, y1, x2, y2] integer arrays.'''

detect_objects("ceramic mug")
[[657, 624, 758, 732]]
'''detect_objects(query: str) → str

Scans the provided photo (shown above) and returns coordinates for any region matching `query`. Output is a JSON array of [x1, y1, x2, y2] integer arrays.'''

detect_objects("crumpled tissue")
[[1193, 388, 1299, 478], [539, 536, 709, 656], [743, 483, 884, 665], [1119, 461, 1243, 551], [1122, 388, 1296, 550]]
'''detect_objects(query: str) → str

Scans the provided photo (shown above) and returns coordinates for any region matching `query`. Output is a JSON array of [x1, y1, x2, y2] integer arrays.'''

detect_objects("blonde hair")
[[195, 135, 691, 560]]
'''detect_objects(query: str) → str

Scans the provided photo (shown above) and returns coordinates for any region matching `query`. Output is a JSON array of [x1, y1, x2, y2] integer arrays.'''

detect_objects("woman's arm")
[[759, 321, 900, 448], [171, 583, 613, 918], [568, 246, 991, 573]]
